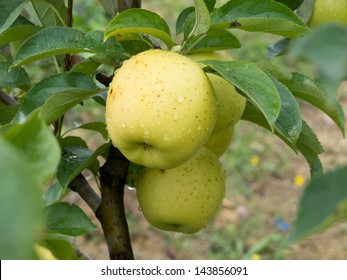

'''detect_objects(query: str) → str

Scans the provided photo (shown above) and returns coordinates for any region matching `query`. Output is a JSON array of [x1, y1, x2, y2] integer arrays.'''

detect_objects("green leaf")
[[211, 0, 307, 38], [295, 0, 315, 24], [104, 8, 174, 49], [178, 0, 211, 51], [203, 60, 281, 129], [274, 0, 304, 10], [204, 0, 216, 12], [182, 12, 197, 40], [190, 0, 211, 36], [57, 143, 110, 188], [0, 16, 42, 46], [69, 122, 108, 140], [290, 24, 347, 95], [14, 72, 98, 121], [26, 0, 68, 27], [38, 234, 78, 260], [189, 29, 241, 53], [98, 0, 117, 17], [0, 61, 31, 90], [41, 88, 102, 124], [46, 0, 68, 25], [295, 121, 324, 177], [43, 181, 65, 206], [120, 39, 153, 56], [0, 103, 18, 125], [127, 162, 145, 188], [260, 62, 345, 136], [176, 7, 194, 35], [58, 135, 88, 148], [45, 202, 97, 236], [0, 0, 28, 34], [27, 0, 56, 27], [267, 73, 302, 144], [241, 103, 323, 177], [71, 56, 101, 76], [3, 112, 61, 185], [286, 165, 347, 244], [0, 136, 42, 259], [283, 73, 345, 136], [12, 27, 125, 68], [267, 38, 290, 58], [0, 53, 7, 61]]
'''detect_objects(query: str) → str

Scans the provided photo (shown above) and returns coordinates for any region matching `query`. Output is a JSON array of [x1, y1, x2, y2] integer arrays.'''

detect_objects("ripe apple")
[[308, 0, 347, 27], [106, 49, 217, 169], [34, 244, 57, 260], [135, 147, 226, 234], [204, 125, 234, 157], [188, 52, 246, 135]]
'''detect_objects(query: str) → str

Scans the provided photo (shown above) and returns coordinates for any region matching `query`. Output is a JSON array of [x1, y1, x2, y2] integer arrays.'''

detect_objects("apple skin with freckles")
[[105, 49, 217, 169], [188, 52, 246, 135], [135, 147, 226, 234], [308, 0, 347, 27], [205, 125, 234, 157]]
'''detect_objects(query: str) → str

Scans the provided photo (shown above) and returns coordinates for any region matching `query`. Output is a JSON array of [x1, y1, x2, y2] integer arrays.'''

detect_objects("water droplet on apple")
[[137, 206, 142, 212], [173, 113, 179, 121], [177, 95, 183, 102]]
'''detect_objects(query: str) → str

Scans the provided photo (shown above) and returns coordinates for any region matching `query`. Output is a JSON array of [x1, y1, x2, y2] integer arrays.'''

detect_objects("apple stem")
[[96, 145, 134, 260]]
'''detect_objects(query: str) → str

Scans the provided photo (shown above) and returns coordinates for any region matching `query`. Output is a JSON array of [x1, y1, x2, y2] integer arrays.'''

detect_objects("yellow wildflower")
[[251, 253, 261, 260], [250, 155, 260, 166], [294, 175, 305, 187]]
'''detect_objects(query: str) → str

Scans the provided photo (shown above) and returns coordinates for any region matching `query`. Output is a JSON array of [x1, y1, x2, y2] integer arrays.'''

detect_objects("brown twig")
[[69, 174, 101, 213], [0, 89, 17, 106], [53, 0, 74, 136], [96, 73, 113, 87], [96, 146, 134, 260], [64, 0, 74, 72], [118, 0, 141, 12]]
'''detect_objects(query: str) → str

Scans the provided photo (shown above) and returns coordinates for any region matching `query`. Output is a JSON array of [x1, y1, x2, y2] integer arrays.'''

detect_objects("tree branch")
[[0, 89, 17, 106], [96, 73, 113, 87], [118, 0, 141, 12], [69, 174, 101, 214], [64, 0, 74, 71], [96, 146, 134, 260]]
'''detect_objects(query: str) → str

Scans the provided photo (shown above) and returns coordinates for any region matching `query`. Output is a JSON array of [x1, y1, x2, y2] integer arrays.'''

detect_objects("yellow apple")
[[135, 147, 226, 234], [308, 0, 347, 27], [204, 125, 234, 157], [188, 52, 246, 135], [34, 244, 57, 260], [106, 49, 217, 169]]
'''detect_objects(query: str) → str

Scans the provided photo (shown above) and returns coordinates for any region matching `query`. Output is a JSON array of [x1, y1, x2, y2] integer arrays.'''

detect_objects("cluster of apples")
[[105, 49, 246, 233]]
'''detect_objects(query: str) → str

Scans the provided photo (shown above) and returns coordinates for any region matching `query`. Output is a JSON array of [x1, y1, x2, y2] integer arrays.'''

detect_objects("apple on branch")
[[105, 49, 217, 169], [135, 147, 226, 234]]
